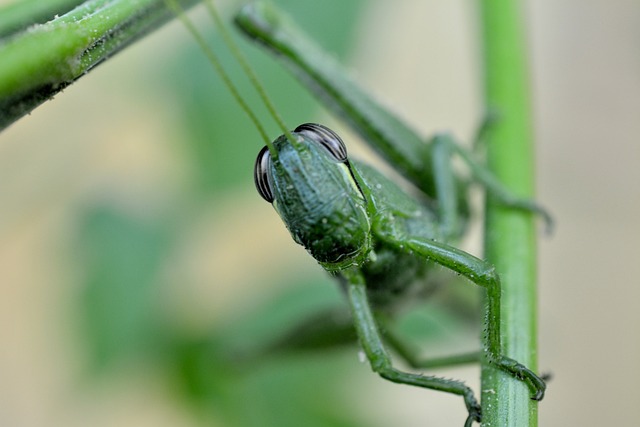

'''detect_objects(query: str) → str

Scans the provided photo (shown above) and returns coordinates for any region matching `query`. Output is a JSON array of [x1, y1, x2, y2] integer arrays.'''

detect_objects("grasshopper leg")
[[378, 231, 547, 401], [429, 133, 554, 233], [378, 322, 482, 370], [341, 268, 482, 426]]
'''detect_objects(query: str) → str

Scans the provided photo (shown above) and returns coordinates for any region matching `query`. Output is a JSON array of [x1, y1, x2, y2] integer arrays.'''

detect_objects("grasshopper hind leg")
[[429, 133, 554, 236]]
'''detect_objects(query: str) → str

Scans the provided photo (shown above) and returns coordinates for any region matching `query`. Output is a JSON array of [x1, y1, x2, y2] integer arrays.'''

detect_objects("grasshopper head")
[[254, 123, 371, 270]]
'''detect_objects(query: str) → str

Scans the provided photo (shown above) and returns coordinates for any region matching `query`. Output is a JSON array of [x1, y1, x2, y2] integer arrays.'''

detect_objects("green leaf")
[[75, 205, 171, 372], [166, 282, 368, 427]]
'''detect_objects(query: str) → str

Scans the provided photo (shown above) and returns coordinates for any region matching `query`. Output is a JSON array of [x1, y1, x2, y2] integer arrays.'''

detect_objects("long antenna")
[[165, 0, 278, 156], [203, 0, 297, 147]]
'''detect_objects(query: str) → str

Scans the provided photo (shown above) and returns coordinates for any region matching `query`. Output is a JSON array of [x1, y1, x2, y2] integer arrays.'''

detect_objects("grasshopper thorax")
[[254, 123, 371, 270]]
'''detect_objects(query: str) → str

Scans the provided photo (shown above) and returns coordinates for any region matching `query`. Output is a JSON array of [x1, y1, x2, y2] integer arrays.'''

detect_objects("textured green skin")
[[269, 132, 440, 310], [349, 160, 440, 309], [270, 133, 370, 269]]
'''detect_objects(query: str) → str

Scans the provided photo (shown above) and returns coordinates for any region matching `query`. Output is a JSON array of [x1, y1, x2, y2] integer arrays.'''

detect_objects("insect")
[[169, 1, 548, 425]]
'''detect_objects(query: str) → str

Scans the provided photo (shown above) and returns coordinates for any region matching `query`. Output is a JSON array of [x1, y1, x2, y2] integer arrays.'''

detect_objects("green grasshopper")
[[169, 1, 548, 425]]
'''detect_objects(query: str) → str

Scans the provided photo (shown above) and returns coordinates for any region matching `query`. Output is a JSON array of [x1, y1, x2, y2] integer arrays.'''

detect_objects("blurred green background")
[[1, 1, 639, 426]]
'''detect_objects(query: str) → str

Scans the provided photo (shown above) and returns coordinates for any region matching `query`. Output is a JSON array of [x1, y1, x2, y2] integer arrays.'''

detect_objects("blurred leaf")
[[227, 355, 367, 427], [173, 343, 368, 427], [165, 280, 369, 427], [75, 205, 171, 372], [218, 278, 346, 352], [394, 298, 479, 354], [168, 279, 346, 394], [170, 330, 367, 427]]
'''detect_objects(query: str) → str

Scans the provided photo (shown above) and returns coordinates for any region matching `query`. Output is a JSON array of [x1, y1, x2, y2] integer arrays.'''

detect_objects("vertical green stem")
[[479, 1, 539, 426]]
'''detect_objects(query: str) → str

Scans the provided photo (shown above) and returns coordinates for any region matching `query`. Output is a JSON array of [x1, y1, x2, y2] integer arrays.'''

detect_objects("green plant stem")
[[479, 1, 540, 426], [0, 0, 86, 39], [0, 0, 199, 131]]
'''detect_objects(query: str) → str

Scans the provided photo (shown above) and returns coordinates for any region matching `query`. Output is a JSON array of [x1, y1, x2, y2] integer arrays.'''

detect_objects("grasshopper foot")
[[497, 356, 547, 401]]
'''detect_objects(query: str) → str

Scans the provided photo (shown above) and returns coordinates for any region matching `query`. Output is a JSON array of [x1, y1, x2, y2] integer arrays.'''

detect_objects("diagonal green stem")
[[0, 0, 199, 131], [479, 1, 540, 426], [0, 0, 86, 39]]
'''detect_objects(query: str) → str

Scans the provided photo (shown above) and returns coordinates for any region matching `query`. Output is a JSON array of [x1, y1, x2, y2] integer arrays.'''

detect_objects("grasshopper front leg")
[[341, 268, 482, 427], [373, 224, 547, 402]]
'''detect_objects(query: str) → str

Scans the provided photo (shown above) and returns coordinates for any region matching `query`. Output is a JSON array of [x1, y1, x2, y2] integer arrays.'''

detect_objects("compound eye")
[[294, 123, 347, 162], [254, 146, 274, 203]]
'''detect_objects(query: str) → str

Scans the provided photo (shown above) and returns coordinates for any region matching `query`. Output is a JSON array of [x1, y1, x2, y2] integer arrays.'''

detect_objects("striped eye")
[[254, 145, 274, 203], [294, 123, 347, 162]]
